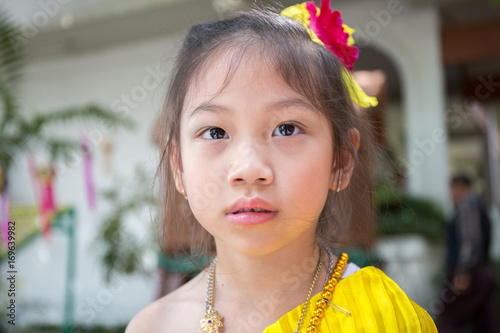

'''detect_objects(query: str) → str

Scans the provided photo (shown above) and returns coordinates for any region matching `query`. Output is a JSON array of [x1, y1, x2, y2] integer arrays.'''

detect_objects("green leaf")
[[94, 165, 157, 283], [0, 9, 25, 96], [29, 104, 135, 133], [43, 138, 81, 162]]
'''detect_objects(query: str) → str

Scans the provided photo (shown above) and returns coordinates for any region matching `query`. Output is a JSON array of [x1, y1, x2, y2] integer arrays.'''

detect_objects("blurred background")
[[0, 0, 499, 331]]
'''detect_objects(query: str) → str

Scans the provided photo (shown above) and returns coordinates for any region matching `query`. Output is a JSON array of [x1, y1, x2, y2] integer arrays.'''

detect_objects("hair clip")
[[281, 0, 378, 108]]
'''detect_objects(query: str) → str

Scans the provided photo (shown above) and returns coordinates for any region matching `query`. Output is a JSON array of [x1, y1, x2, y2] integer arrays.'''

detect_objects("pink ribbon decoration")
[[39, 165, 56, 238], [28, 155, 56, 238], [40, 171, 56, 213], [80, 134, 96, 211], [1, 190, 10, 247]]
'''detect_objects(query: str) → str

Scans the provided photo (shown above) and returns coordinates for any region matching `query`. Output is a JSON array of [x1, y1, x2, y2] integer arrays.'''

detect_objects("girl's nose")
[[227, 139, 274, 187]]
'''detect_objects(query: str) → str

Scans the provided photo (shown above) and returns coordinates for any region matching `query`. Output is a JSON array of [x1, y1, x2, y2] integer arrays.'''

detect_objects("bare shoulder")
[[126, 272, 207, 333]]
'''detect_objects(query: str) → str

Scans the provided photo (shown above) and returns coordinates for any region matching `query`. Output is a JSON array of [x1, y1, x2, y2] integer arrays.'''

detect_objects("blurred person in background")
[[436, 174, 498, 332]]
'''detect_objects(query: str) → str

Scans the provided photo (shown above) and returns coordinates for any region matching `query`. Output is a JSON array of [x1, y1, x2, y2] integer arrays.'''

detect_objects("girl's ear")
[[330, 128, 360, 192], [169, 143, 185, 195]]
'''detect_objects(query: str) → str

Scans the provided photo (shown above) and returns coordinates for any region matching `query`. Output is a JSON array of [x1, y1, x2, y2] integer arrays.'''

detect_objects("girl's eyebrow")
[[267, 98, 318, 114], [189, 101, 230, 119], [188, 98, 317, 119]]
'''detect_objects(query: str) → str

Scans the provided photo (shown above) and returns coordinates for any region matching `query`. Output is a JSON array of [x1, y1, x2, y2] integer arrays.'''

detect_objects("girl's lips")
[[226, 211, 278, 225], [226, 197, 277, 215]]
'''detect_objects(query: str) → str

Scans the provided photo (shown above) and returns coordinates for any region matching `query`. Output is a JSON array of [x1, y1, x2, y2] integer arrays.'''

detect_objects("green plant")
[[96, 166, 157, 282], [376, 183, 446, 242]]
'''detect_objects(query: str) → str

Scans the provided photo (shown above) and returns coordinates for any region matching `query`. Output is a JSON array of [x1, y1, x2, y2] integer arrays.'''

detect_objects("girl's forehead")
[[193, 50, 273, 89], [183, 50, 293, 108]]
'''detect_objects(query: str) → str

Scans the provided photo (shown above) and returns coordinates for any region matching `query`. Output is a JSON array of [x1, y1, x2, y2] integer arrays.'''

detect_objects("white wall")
[[3, 31, 183, 328]]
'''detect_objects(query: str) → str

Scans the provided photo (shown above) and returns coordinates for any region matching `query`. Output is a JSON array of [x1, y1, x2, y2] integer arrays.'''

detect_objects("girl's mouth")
[[232, 208, 272, 214], [226, 209, 278, 225]]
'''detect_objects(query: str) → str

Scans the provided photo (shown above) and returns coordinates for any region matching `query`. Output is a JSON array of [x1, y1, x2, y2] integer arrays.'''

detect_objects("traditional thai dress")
[[263, 264, 437, 332]]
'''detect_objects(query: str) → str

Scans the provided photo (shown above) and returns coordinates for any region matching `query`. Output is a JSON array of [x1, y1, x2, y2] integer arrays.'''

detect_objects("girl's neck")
[[212, 241, 330, 308]]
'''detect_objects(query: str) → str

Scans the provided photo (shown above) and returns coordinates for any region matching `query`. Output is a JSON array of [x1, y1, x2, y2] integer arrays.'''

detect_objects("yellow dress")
[[263, 266, 437, 332]]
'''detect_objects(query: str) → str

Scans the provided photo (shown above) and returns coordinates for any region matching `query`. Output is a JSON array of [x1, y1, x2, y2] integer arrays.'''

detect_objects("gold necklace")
[[293, 248, 327, 333], [200, 249, 347, 333], [200, 257, 224, 333]]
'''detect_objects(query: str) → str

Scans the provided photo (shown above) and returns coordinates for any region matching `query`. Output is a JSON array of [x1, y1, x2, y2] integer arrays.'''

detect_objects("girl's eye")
[[273, 123, 302, 137], [201, 127, 228, 140], [200, 123, 303, 140]]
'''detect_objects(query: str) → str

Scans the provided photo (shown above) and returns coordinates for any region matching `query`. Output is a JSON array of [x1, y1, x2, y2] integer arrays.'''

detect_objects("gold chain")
[[293, 247, 324, 332], [201, 258, 223, 333]]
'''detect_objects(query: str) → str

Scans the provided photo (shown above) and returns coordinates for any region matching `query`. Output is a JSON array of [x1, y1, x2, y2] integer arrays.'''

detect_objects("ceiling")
[[439, 0, 500, 27], [1, 0, 498, 58], [1, 0, 498, 99]]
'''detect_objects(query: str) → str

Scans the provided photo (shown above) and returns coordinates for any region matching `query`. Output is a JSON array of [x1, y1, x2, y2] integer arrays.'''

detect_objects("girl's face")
[[175, 52, 336, 256]]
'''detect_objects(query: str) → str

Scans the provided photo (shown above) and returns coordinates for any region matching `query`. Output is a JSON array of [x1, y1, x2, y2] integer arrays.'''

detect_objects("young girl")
[[127, 1, 437, 332]]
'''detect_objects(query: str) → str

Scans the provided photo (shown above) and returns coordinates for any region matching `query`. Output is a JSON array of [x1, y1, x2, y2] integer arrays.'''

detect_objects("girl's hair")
[[154, 6, 375, 257]]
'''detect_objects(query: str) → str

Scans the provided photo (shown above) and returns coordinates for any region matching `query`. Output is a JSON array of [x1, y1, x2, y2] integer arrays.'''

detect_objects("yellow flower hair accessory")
[[281, 0, 378, 108]]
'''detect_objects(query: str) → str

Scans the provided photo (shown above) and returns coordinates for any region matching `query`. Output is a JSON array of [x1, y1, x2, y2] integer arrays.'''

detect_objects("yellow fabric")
[[263, 266, 437, 332], [280, 4, 310, 29], [342, 70, 379, 108], [280, 4, 322, 46]]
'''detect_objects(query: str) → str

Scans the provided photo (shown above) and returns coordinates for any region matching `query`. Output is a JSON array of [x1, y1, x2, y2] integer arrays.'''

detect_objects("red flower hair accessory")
[[281, 0, 378, 107]]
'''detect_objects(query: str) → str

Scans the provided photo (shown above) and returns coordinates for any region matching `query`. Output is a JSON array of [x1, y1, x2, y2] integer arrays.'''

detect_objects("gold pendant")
[[200, 309, 224, 333]]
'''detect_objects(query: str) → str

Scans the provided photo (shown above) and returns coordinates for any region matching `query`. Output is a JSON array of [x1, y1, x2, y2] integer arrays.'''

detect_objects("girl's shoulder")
[[125, 273, 207, 333]]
